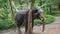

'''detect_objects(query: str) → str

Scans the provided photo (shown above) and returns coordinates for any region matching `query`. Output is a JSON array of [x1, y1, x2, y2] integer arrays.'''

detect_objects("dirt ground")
[[0, 16, 60, 34]]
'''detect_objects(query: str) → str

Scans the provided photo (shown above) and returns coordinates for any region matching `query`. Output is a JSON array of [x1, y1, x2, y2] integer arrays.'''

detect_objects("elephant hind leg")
[[16, 27, 22, 34], [15, 19, 22, 34]]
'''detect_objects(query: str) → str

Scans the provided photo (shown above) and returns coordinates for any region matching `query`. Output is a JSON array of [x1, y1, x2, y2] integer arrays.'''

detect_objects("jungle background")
[[0, 0, 60, 30]]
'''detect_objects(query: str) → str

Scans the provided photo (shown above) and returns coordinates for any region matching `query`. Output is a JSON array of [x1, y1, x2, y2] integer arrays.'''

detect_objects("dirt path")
[[0, 16, 60, 34]]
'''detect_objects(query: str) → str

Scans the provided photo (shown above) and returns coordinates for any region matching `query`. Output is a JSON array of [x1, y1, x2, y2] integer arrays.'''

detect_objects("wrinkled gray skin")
[[14, 8, 43, 33]]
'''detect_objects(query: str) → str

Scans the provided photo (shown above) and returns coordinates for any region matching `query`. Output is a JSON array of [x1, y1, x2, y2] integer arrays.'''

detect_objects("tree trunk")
[[49, 5, 52, 15], [9, 0, 14, 20], [58, 2, 60, 10], [27, 0, 35, 34]]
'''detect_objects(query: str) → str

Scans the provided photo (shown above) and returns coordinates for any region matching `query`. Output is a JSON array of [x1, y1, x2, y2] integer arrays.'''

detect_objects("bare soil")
[[0, 16, 60, 34]]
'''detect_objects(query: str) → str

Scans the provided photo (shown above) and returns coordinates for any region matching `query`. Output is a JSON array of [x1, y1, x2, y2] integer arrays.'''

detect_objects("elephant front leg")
[[24, 16, 28, 34]]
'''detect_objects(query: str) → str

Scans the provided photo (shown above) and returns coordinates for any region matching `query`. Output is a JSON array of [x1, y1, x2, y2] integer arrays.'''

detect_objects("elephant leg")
[[24, 16, 28, 34], [15, 19, 22, 34]]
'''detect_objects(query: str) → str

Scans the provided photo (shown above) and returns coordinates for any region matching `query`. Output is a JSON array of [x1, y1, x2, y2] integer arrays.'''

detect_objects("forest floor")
[[0, 16, 60, 34]]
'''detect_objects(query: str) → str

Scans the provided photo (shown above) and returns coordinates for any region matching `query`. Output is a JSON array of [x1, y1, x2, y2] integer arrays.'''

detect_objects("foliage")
[[34, 14, 55, 25], [51, 10, 60, 15], [0, 13, 55, 30], [0, 0, 60, 30], [0, 0, 9, 8], [0, 18, 14, 30]]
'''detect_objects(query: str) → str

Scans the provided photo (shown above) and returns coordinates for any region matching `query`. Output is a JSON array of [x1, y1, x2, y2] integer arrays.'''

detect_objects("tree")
[[9, 0, 14, 20], [27, 0, 35, 34]]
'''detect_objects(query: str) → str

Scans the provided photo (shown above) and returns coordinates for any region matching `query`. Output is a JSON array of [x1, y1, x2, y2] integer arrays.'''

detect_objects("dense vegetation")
[[0, 14, 55, 30], [0, 0, 60, 30]]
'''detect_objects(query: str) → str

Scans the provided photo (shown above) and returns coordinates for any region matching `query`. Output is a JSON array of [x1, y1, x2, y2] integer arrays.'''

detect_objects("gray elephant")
[[14, 8, 45, 34]]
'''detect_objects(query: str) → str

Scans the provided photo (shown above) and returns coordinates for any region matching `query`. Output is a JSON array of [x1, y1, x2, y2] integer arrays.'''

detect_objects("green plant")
[[34, 14, 55, 25], [0, 14, 55, 30], [0, 19, 14, 30]]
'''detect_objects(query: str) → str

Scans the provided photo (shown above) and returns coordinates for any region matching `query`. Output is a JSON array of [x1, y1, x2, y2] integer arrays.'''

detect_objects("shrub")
[[48, 10, 60, 15], [34, 14, 55, 25], [0, 19, 14, 30]]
